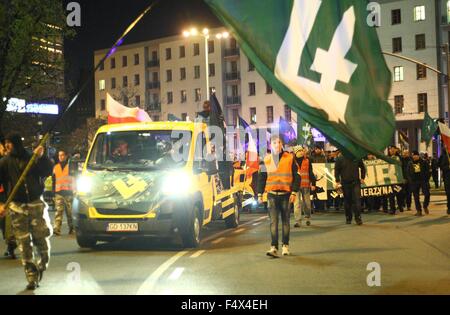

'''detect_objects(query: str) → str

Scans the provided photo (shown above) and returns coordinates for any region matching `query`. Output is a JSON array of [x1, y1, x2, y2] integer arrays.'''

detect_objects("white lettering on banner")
[[365, 164, 377, 186], [275, 0, 358, 124], [375, 164, 397, 186]]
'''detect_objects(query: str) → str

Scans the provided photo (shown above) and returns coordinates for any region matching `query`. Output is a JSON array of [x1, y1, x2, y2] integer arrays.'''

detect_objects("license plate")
[[107, 223, 139, 232]]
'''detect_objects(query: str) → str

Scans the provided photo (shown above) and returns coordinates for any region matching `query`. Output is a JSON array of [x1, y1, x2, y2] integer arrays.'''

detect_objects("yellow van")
[[73, 121, 242, 248]]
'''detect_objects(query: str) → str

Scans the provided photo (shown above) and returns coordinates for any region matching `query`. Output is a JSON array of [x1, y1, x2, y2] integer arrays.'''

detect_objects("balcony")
[[147, 102, 161, 112], [224, 48, 240, 57], [147, 81, 160, 89], [147, 60, 160, 67], [225, 96, 241, 106], [224, 72, 241, 81]]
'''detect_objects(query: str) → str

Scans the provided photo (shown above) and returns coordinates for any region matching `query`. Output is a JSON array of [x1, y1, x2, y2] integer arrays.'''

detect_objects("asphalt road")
[[0, 195, 449, 295]]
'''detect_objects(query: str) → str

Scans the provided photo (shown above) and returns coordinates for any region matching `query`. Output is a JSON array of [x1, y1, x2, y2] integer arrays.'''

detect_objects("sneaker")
[[356, 219, 363, 225], [424, 208, 429, 215], [414, 212, 423, 217], [53, 230, 61, 236], [306, 219, 311, 226], [346, 220, 352, 224], [282, 245, 290, 256], [293, 222, 301, 228], [407, 208, 412, 211], [68, 228, 74, 235], [266, 246, 279, 258], [26, 281, 39, 291]]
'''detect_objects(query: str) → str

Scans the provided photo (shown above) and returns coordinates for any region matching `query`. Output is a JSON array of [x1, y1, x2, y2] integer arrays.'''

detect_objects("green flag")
[[205, 0, 395, 159], [421, 112, 437, 145]]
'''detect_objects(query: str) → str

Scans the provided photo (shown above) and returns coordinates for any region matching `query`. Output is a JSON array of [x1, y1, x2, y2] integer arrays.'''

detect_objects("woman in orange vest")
[[293, 147, 316, 228], [257, 134, 299, 258]]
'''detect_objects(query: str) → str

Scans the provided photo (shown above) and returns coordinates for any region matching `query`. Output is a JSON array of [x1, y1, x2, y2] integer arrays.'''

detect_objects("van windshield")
[[87, 130, 192, 171]]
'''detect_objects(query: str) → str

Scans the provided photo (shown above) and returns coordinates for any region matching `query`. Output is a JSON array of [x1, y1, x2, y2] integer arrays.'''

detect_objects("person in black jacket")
[[438, 148, 450, 215], [431, 154, 439, 189], [400, 150, 413, 211], [407, 151, 430, 216], [0, 133, 53, 290], [334, 155, 366, 225]]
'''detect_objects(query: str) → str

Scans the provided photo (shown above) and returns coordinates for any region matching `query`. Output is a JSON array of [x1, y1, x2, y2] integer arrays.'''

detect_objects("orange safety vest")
[[54, 163, 74, 192], [264, 152, 294, 193], [298, 158, 310, 188]]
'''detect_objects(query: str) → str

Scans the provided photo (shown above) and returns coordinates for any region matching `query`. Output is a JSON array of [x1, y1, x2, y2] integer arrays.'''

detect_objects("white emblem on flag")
[[275, 0, 357, 124]]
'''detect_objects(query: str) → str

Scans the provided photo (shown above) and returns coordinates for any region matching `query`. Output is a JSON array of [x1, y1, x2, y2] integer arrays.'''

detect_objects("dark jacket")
[[257, 151, 300, 195], [407, 158, 429, 184], [310, 152, 326, 163], [401, 156, 412, 183], [438, 153, 450, 173], [0, 151, 53, 203], [334, 156, 366, 184], [295, 156, 316, 187]]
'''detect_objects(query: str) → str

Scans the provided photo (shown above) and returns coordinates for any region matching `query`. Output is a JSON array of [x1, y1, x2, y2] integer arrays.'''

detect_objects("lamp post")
[[183, 27, 229, 101]]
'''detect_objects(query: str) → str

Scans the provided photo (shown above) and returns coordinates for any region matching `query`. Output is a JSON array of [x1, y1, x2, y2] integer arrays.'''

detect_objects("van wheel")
[[180, 204, 201, 248], [225, 197, 239, 228], [76, 231, 97, 249]]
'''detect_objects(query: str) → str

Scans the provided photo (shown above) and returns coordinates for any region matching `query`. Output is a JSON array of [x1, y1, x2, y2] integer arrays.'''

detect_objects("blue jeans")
[[267, 194, 290, 248]]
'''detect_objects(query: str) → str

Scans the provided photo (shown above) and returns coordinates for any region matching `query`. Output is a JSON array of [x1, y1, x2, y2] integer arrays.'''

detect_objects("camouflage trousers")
[[53, 194, 73, 232], [1, 214, 16, 247], [9, 199, 52, 272]]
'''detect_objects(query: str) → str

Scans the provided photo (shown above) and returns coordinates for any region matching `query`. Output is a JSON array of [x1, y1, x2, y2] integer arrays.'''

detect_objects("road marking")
[[168, 267, 184, 281], [253, 222, 262, 226], [190, 250, 206, 258], [201, 215, 268, 244], [232, 228, 246, 234], [211, 237, 226, 244], [136, 251, 188, 295]]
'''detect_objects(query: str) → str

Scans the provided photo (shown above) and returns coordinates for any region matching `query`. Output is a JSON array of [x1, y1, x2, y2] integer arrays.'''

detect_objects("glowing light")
[[202, 28, 209, 35], [190, 28, 198, 36]]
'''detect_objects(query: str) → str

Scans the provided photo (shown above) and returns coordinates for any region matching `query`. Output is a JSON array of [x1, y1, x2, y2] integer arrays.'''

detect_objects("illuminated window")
[[414, 6, 425, 22], [99, 80, 105, 91], [250, 107, 257, 124], [447, 1, 450, 24], [194, 65, 200, 79], [394, 66, 404, 82]]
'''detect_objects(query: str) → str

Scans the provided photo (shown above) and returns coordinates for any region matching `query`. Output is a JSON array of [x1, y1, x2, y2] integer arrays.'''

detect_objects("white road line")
[[201, 215, 268, 244], [190, 250, 206, 258], [232, 228, 246, 234], [168, 267, 185, 281], [136, 251, 188, 295], [211, 237, 226, 244], [252, 222, 262, 226]]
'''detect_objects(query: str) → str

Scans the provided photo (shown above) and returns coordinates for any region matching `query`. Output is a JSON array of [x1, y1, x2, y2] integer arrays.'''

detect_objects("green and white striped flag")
[[205, 0, 395, 159]]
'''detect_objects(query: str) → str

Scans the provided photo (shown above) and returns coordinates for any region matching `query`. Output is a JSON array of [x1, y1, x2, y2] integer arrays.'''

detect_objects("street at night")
[[1, 194, 448, 295]]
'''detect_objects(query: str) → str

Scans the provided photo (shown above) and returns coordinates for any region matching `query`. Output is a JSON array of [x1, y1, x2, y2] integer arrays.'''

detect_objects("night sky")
[[64, 0, 221, 92]]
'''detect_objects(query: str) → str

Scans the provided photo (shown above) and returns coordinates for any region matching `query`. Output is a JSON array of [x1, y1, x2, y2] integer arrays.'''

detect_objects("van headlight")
[[77, 176, 93, 194], [161, 171, 192, 195]]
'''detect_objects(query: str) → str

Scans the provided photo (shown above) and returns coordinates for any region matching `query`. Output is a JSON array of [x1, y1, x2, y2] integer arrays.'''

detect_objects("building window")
[[153, 116, 160, 122], [208, 40, 214, 54], [152, 72, 158, 82], [134, 54, 139, 65], [414, 6, 426, 22], [123, 76, 128, 87], [415, 34, 426, 50], [166, 69, 172, 82], [122, 56, 127, 67], [194, 65, 201, 79], [180, 67, 186, 80], [394, 95, 404, 114], [266, 82, 273, 94], [394, 66, 404, 82], [209, 63, 215, 77], [179, 45, 185, 58], [231, 85, 239, 97], [284, 105, 292, 122], [195, 88, 201, 102], [417, 64, 427, 80], [166, 48, 172, 60], [134, 74, 140, 86], [391, 9, 401, 25], [151, 51, 158, 61], [123, 96, 129, 106], [181, 90, 187, 103], [392, 37, 402, 53], [249, 82, 256, 96], [250, 107, 257, 124], [418, 93, 428, 112], [232, 108, 239, 125], [230, 37, 237, 49], [100, 99, 106, 111], [111, 58, 116, 69], [248, 59, 255, 71], [99, 79, 105, 91], [99, 61, 104, 71], [266, 106, 274, 123], [181, 113, 187, 121], [135, 95, 140, 106], [193, 43, 200, 56], [167, 92, 173, 104], [111, 77, 116, 89]]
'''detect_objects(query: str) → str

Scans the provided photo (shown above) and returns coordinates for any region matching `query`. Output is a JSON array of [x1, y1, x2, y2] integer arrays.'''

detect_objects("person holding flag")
[[438, 122, 450, 215], [258, 134, 299, 257], [407, 151, 430, 216]]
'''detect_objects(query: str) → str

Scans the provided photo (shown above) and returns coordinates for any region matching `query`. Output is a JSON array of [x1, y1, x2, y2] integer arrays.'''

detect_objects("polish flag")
[[439, 122, 450, 153], [106, 93, 152, 124]]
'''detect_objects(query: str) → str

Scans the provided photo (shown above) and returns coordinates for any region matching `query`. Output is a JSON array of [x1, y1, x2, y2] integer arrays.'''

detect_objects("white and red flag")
[[439, 122, 450, 153], [106, 93, 151, 124]]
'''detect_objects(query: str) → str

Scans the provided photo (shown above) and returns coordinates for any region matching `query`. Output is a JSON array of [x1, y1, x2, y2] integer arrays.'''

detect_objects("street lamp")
[[183, 27, 229, 101]]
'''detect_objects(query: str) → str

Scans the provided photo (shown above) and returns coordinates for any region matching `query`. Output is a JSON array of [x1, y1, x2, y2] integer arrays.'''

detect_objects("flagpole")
[[1, 1, 159, 211]]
